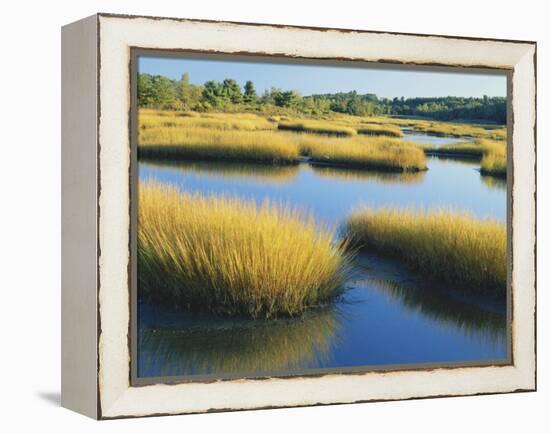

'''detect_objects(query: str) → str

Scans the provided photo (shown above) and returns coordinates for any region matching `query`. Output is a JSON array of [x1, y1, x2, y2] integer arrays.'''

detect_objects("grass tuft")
[[423, 138, 507, 179], [344, 208, 506, 295], [480, 153, 507, 178], [138, 182, 353, 318], [299, 136, 427, 172], [357, 124, 403, 137], [278, 120, 356, 137]]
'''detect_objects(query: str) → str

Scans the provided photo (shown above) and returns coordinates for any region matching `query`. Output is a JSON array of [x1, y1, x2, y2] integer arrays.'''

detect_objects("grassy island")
[[344, 208, 506, 295], [356, 123, 403, 137], [299, 136, 427, 172], [423, 138, 508, 178], [138, 183, 352, 318], [138, 109, 428, 171], [480, 152, 507, 178], [278, 120, 356, 137], [137, 131, 300, 164]]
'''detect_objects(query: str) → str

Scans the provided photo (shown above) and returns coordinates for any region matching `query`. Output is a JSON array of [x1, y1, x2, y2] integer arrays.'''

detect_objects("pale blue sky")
[[138, 55, 507, 99]]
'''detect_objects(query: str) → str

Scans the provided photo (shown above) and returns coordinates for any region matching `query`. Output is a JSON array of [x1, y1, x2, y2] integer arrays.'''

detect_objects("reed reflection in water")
[[310, 164, 426, 185], [140, 159, 300, 185], [480, 174, 507, 191], [138, 304, 344, 378], [353, 253, 507, 349]]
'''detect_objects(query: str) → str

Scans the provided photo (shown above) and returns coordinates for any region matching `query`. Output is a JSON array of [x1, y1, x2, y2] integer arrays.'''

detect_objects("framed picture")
[[61, 13, 536, 419]]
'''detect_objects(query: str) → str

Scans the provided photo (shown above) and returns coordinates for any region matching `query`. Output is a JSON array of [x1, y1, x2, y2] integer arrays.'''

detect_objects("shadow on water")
[[140, 159, 300, 185], [138, 304, 344, 377]]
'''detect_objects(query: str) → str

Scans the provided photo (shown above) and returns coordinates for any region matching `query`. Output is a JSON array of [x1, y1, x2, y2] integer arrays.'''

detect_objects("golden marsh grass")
[[357, 123, 403, 137], [424, 138, 507, 179], [138, 182, 353, 318], [139, 110, 428, 171], [410, 120, 507, 140], [298, 135, 427, 172], [139, 127, 300, 164], [139, 109, 275, 132], [344, 208, 506, 294], [278, 120, 356, 137], [480, 153, 507, 178]]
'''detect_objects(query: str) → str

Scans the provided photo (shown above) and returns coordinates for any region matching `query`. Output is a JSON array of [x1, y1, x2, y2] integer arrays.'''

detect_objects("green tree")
[[137, 73, 154, 107], [202, 80, 225, 107], [152, 75, 176, 107], [178, 72, 192, 107], [274, 90, 301, 108], [243, 80, 257, 104], [222, 79, 243, 104], [302, 96, 315, 114]]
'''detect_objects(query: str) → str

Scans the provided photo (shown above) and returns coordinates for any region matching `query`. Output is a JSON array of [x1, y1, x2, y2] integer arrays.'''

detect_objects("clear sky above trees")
[[138, 55, 507, 99]]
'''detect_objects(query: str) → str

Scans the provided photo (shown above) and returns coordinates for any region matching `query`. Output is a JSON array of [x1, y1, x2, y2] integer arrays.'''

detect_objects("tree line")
[[137, 72, 506, 123]]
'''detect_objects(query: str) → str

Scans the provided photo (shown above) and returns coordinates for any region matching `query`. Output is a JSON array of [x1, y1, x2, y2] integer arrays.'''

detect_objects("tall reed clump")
[[357, 124, 403, 138], [480, 153, 507, 178], [138, 128, 300, 164], [299, 136, 427, 172], [424, 138, 506, 158], [344, 208, 506, 295], [424, 138, 507, 178], [278, 120, 356, 137], [138, 183, 352, 318]]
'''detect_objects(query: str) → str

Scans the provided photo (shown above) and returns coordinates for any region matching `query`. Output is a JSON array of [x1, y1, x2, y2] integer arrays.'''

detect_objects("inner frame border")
[[128, 47, 514, 388]]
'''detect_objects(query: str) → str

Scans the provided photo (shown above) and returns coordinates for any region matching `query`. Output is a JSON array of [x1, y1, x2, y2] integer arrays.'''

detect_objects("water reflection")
[[352, 254, 506, 346], [428, 154, 480, 166], [310, 164, 426, 185], [367, 279, 505, 343], [480, 174, 507, 191], [140, 159, 300, 185], [138, 304, 343, 377]]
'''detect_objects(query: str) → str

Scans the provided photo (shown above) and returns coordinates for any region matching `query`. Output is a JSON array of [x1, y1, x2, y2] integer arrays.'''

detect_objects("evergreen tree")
[[243, 80, 257, 104], [222, 79, 243, 104], [178, 72, 191, 107]]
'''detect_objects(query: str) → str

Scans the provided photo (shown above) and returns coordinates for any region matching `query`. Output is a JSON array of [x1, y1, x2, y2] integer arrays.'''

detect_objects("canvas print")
[[135, 53, 508, 381]]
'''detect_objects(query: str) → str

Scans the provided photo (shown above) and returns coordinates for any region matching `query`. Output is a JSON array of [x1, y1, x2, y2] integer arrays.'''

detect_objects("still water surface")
[[137, 134, 508, 379]]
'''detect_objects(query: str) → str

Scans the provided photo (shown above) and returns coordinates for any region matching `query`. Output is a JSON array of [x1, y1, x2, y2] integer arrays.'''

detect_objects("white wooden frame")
[[61, 13, 536, 419]]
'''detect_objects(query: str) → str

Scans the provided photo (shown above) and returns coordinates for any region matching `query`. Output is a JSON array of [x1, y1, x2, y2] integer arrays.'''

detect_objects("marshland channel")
[[137, 133, 508, 379]]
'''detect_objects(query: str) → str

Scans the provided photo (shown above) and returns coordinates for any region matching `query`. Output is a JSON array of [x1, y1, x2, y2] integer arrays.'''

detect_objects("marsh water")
[[137, 134, 508, 379]]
